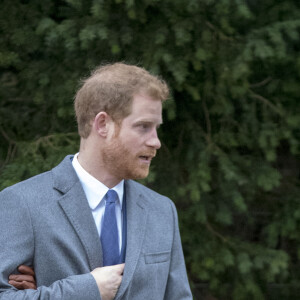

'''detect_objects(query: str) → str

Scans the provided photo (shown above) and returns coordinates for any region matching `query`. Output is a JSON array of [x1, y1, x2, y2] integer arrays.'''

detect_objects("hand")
[[9, 265, 37, 290], [91, 263, 125, 300]]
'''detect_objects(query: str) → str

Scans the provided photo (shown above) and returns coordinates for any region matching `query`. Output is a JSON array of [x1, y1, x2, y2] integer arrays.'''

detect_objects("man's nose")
[[146, 129, 161, 149]]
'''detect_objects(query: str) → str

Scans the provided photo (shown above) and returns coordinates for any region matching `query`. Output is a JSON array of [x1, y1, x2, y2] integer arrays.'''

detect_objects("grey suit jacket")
[[0, 156, 192, 299]]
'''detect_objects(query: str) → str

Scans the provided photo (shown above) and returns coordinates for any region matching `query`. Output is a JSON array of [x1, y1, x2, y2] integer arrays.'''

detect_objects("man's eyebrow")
[[134, 119, 163, 125]]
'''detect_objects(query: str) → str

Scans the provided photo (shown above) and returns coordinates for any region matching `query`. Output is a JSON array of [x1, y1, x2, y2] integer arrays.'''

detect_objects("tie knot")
[[106, 189, 118, 204]]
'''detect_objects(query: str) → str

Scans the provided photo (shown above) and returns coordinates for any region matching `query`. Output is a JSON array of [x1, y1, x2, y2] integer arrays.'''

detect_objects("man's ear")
[[93, 112, 112, 137]]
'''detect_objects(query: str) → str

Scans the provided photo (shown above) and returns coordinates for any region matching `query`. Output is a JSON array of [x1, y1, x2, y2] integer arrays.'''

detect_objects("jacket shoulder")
[[0, 155, 75, 198], [1, 170, 52, 196]]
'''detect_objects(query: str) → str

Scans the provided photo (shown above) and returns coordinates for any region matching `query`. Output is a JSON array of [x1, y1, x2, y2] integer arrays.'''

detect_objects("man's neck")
[[77, 150, 122, 188]]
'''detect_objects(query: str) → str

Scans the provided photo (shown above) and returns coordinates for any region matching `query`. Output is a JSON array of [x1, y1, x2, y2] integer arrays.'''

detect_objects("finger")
[[116, 276, 123, 286], [115, 263, 125, 274], [9, 274, 36, 283], [18, 265, 35, 276], [8, 280, 37, 290]]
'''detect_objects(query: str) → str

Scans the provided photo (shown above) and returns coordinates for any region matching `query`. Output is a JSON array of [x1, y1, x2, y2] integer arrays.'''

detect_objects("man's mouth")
[[139, 154, 155, 163], [139, 156, 151, 161]]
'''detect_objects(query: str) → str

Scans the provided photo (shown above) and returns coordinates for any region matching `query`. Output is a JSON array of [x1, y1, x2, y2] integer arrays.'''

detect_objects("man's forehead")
[[124, 107, 162, 120], [133, 100, 162, 114]]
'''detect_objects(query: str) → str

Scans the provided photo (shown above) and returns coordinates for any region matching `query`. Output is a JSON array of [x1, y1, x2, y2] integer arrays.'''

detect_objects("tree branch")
[[249, 90, 283, 116], [205, 221, 228, 243], [250, 77, 272, 88], [205, 21, 234, 42], [0, 126, 16, 144], [202, 100, 212, 143]]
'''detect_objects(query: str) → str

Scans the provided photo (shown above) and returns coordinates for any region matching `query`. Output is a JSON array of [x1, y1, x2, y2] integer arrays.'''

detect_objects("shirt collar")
[[72, 153, 124, 210]]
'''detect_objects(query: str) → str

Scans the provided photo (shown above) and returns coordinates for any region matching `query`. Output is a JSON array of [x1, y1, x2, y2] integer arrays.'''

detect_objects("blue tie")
[[101, 190, 119, 266]]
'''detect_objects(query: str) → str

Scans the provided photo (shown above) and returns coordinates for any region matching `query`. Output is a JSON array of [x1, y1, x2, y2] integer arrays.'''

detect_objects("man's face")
[[102, 94, 162, 181]]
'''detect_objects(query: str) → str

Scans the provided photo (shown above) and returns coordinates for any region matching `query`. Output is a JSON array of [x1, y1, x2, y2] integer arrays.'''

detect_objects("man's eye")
[[140, 124, 150, 130]]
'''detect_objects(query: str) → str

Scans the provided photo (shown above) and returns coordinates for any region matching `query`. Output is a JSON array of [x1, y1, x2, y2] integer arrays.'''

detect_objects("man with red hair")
[[1, 63, 192, 300]]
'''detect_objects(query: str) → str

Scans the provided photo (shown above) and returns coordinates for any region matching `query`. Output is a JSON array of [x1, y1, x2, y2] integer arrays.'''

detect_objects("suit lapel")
[[52, 156, 103, 270], [116, 180, 148, 300]]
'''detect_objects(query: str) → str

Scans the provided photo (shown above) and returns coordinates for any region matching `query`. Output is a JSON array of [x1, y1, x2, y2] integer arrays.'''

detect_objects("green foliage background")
[[1, 0, 300, 298]]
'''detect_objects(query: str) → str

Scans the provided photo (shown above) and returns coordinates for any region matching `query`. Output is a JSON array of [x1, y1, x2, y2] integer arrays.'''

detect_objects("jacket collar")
[[52, 155, 103, 270]]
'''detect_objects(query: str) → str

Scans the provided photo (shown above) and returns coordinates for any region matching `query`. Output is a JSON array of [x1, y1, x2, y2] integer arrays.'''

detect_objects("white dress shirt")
[[72, 153, 124, 253]]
